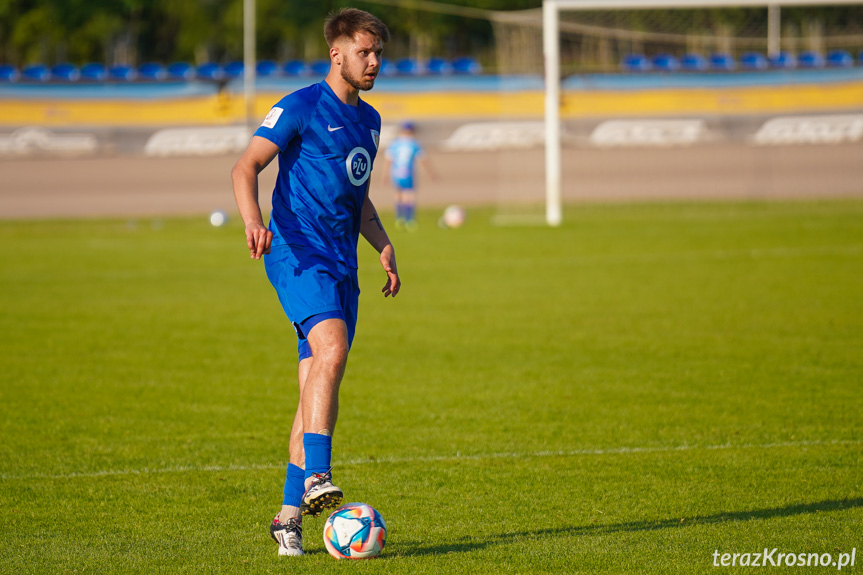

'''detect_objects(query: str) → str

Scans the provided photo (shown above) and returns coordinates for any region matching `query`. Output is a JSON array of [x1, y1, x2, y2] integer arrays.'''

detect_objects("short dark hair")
[[324, 8, 390, 46]]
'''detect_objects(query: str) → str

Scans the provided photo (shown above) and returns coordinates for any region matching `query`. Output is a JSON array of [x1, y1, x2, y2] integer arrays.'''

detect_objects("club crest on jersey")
[[346, 147, 372, 186], [261, 107, 283, 129], [370, 129, 380, 150]]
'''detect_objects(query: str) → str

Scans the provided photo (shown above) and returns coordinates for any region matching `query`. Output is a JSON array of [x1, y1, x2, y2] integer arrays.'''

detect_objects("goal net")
[[489, 0, 863, 225]]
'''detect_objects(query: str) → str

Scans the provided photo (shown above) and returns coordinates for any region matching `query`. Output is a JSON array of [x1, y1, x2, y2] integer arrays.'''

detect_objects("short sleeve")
[[253, 90, 314, 151]]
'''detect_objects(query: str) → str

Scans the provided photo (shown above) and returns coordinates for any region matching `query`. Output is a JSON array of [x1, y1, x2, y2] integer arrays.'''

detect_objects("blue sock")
[[396, 203, 405, 220], [303, 433, 332, 480], [406, 204, 416, 222], [282, 463, 305, 507]]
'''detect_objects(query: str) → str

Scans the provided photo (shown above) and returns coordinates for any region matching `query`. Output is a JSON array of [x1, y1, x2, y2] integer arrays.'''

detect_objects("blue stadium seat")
[[283, 60, 309, 76], [138, 62, 167, 80], [168, 62, 194, 80], [196, 62, 225, 80], [452, 56, 482, 75], [22, 64, 50, 82], [395, 58, 422, 75], [224, 61, 244, 78], [0, 64, 18, 82], [426, 57, 452, 75], [81, 62, 106, 81], [256, 60, 279, 77], [621, 54, 651, 72], [769, 51, 796, 69], [740, 52, 768, 70], [798, 51, 825, 68], [826, 50, 853, 68], [310, 60, 330, 75], [51, 63, 80, 81], [108, 65, 137, 81], [681, 53, 708, 71], [379, 58, 396, 76], [709, 53, 736, 71], [651, 54, 680, 72]]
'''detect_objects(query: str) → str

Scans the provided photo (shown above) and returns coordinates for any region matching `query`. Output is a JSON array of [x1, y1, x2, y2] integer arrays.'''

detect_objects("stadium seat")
[[22, 64, 50, 82], [709, 53, 736, 71], [426, 57, 453, 75], [51, 63, 80, 82], [256, 60, 279, 77], [651, 54, 680, 72], [282, 60, 309, 76], [740, 52, 768, 70], [224, 61, 244, 78], [859, 50, 863, 65], [108, 65, 137, 81], [452, 56, 482, 74], [681, 53, 708, 71], [81, 62, 106, 81], [196, 62, 225, 80], [798, 51, 825, 68], [826, 50, 853, 68], [310, 59, 331, 75], [0, 64, 18, 82], [167, 62, 194, 80], [769, 51, 796, 69], [138, 62, 167, 81], [395, 58, 422, 75], [621, 54, 651, 72], [379, 58, 396, 76]]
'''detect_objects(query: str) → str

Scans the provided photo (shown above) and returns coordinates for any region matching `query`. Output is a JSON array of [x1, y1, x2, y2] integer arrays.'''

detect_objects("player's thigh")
[[306, 318, 349, 364]]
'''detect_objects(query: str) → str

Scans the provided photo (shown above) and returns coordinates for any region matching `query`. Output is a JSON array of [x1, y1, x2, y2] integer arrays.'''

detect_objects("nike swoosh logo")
[[328, 125, 344, 132]]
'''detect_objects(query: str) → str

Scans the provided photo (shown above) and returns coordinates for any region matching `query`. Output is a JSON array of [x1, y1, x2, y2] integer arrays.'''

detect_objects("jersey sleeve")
[[253, 89, 315, 151]]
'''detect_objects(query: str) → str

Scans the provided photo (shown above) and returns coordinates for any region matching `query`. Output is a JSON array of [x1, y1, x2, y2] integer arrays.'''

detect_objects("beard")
[[341, 60, 376, 91]]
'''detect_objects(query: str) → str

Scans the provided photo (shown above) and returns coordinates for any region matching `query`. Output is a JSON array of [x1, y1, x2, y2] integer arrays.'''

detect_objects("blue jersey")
[[254, 81, 381, 270], [386, 136, 423, 189]]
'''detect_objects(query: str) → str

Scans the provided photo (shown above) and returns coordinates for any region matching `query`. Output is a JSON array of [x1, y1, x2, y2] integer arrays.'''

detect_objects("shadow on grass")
[[396, 497, 863, 557]]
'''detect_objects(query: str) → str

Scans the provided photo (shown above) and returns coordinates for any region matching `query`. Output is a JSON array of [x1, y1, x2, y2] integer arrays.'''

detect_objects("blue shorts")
[[264, 244, 360, 362], [393, 177, 415, 192]]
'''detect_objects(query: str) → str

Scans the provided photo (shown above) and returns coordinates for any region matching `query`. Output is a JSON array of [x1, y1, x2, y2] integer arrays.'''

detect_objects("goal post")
[[542, 0, 863, 226]]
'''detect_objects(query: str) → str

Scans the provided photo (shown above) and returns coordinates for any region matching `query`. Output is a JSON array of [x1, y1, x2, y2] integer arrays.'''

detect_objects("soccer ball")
[[439, 204, 466, 228], [209, 210, 228, 227], [323, 503, 387, 560]]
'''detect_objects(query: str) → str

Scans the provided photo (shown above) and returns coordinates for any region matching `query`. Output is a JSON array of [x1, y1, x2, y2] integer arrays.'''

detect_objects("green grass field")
[[1, 201, 861, 574]]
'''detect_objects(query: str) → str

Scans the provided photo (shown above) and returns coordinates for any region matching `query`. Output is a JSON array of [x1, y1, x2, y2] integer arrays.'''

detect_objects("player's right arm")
[[231, 135, 280, 259]]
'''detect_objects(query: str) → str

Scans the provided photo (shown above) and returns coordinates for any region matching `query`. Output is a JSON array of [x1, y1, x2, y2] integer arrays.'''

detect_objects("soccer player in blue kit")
[[230, 8, 398, 557], [385, 121, 435, 231]]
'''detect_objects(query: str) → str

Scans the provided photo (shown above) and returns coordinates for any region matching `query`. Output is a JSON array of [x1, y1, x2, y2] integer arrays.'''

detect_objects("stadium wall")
[[1, 71, 862, 159], [2, 70, 863, 127]]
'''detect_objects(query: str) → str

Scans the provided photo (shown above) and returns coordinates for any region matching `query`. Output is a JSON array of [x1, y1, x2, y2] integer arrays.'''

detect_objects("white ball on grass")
[[439, 205, 466, 229], [209, 210, 228, 227]]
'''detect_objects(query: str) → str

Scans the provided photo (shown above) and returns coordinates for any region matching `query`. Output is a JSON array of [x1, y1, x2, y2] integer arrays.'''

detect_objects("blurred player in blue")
[[384, 121, 436, 231], [230, 8, 397, 558]]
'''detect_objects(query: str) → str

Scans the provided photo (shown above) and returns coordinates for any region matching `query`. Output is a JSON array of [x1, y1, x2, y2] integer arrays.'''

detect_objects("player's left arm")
[[418, 154, 437, 182], [360, 183, 400, 298]]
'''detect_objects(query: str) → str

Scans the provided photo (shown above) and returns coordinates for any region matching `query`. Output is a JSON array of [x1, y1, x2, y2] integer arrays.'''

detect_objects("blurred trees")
[[0, 0, 541, 66], [1, 1, 854, 67]]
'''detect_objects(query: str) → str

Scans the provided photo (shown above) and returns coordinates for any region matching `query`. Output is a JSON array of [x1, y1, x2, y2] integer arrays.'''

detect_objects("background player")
[[384, 121, 436, 231], [230, 8, 397, 557]]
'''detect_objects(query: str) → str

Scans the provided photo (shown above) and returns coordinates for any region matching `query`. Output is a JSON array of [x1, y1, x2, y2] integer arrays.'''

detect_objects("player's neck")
[[325, 75, 360, 107]]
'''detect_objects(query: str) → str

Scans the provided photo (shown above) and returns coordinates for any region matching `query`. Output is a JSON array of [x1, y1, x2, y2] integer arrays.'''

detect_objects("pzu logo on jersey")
[[352, 155, 367, 176], [346, 147, 372, 186]]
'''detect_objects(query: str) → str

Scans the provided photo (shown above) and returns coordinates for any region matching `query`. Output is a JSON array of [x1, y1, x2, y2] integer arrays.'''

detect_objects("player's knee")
[[311, 333, 349, 369]]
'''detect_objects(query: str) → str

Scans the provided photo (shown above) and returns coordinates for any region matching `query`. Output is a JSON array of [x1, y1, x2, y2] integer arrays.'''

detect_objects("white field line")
[[1, 439, 860, 482]]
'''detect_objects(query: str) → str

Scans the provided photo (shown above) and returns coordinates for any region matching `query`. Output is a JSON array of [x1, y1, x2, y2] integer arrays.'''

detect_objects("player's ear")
[[330, 45, 341, 66]]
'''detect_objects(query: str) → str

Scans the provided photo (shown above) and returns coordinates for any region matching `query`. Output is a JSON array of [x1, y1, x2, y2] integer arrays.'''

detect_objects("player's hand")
[[245, 222, 273, 260], [380, 244, 400, 297]]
